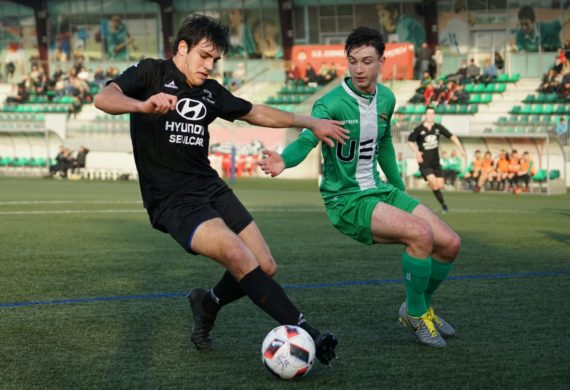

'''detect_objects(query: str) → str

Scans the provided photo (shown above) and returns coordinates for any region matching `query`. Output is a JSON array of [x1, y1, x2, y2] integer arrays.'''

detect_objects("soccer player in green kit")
[[259, 26, 461, 348]]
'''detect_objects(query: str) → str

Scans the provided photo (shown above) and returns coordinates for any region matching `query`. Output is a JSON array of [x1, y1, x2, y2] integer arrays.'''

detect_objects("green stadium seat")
[[465, 84, 475, 93], [541, 104, 553, 115], [497, 74, 509, 82], [414, 105, 426, 115], [474, 84, 485, 93], [495, 83, 506, 93], [469, 94, 481, 104], [468, 105, 478, 114], [523, 94, 535, 104], [483, 83, 495, 93], [549, 170, 560, 180], [555, 105, 566, 114], [533, 169, 547, 181], [480, 94, 492, 104], [545, 93, 558, 103]]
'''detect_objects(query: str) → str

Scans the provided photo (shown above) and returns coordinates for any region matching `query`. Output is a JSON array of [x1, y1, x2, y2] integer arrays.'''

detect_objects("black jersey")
[[408, 123, 453, 168], [111, 58, 252, 210]]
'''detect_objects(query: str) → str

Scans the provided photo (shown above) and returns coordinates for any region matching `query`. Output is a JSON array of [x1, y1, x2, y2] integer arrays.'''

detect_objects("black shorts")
[[148, 179, 253, 254], [419, 165, 443, 180]]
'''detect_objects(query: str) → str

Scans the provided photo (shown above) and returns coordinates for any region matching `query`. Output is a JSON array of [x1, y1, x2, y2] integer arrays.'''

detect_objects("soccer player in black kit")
[[94, 15, 346, 365], [408, 106, 466, 213]]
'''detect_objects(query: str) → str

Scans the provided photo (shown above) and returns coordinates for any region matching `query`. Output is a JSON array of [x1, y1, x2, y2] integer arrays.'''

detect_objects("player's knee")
[[410, 220, 433, 255], [223, 245, 252, 275], [260, 256, 277, 277], [446, 232, 461, 261], [439, 231, 461, 261]]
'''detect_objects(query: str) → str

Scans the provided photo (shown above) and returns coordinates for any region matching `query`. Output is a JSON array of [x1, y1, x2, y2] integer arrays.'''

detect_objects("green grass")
[[1, 177, 569, 389]]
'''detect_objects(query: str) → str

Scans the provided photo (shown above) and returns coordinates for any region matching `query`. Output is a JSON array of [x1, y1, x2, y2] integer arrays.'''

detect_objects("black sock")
[[433, 189, 446, 207], [202, 271, 246, 315], [239, 267, 319, 338]]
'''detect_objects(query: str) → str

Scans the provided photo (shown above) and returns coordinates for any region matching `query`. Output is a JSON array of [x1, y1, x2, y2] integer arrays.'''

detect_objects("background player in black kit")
[[94, 15, 347, 364], [408, 106, 466, 213]]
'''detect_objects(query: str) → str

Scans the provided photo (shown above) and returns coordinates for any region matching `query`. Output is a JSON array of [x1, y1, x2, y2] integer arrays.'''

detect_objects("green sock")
[[424, 258, 453, 308], [401, 252, 431, 317]]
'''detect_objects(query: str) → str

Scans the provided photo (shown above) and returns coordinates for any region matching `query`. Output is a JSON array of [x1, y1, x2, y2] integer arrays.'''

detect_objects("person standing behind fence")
[[555, 117, 568, 145]]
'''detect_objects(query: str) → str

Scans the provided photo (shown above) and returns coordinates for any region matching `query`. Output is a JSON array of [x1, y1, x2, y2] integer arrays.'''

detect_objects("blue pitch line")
[[1, 270, 569, 309]]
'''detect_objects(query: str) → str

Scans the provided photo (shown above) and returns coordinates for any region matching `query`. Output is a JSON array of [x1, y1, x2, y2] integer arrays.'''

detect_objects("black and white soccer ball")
[[261, 325, 316, 380]]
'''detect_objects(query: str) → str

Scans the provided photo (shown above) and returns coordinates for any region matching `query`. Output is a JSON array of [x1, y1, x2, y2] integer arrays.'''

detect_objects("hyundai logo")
[[176, 98, 207, 121]]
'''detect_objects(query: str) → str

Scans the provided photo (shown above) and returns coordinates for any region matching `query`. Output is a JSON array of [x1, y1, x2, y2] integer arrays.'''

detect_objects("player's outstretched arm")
[[240, 104, 348, 147], [258, 150, 285, 177], [407, 141, 423, 164], [94, 83, 177, 115], [450, 135, 467, 158]]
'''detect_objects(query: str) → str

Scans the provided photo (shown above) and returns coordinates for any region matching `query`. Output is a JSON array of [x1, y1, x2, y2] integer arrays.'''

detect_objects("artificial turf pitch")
[[0, 177, 568, 389]]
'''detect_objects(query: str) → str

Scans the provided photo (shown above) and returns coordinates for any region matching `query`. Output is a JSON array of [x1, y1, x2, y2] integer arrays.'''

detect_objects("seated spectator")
[[316, 63, 334, 85], [539, 69, 558, 93], [557, 71, 570, 99], [434, 80, 450, 105], [507, 149, 521, 192], [417, 71, 432, 93], [285, 61, 302, 84], [304, 62, 318, 85], [478, 151, 497, 190], [49, 146, 73, 178], [423, 82, 435, 105], [463, 149, 483, 190], [440, 151, 452, 185], [449, 83, 468, 104], [466, 58, 480, 83], [442, 149, 463, 186], [481, 58, 497, 84], [52, 65, 64, 81], [71, 145, 89, 173], [228, 62, 246, 89], [6, 79, 29, 104], [94, 67, 106, 87], [515, 151, 534, 193], [494, 150, 510, 191]]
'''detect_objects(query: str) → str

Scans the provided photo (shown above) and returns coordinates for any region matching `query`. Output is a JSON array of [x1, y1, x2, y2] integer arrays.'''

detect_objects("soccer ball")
[[261, 325, 316, 380]]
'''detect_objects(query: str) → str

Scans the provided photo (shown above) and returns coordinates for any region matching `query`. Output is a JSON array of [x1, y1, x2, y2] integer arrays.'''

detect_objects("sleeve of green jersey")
[[281, 103, 325, 168], [377, 101, 406, 191]]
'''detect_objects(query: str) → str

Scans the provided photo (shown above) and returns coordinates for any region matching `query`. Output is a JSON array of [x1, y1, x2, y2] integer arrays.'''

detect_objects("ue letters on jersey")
[[110, 58, 252, 209], [408, 123, 453, 169]]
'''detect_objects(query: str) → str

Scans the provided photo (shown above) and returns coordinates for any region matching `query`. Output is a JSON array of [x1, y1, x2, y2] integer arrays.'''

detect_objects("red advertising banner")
[[291, 43, 414, 81]]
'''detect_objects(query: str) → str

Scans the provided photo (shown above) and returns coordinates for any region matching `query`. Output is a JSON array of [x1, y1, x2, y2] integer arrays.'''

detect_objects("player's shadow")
[[538, 230, 570, 244]]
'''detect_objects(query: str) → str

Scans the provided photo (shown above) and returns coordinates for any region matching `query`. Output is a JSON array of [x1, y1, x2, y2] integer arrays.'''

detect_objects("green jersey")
[[282, 78, 404, 206]]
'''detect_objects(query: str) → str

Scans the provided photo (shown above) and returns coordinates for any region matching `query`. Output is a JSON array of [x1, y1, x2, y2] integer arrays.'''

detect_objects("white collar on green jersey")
[[344, 77, 376, 103]]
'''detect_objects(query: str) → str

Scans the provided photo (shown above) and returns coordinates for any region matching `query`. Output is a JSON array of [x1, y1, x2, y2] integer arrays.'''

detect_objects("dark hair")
[[174, 14, 229, 55], [518, 5, 535, 22], [426, 105, 436, 113], [345, 26, 385, 58]]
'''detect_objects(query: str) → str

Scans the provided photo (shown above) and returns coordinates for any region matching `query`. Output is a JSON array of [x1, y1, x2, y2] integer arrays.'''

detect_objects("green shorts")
[[324, 187, 421, 245]]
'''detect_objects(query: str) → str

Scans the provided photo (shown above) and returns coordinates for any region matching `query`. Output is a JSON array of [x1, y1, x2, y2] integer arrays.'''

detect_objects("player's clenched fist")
[[139, 93, 177, 114]]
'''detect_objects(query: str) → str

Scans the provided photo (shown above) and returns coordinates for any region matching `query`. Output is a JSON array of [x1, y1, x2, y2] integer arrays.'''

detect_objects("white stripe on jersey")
[[341, 81, 377, 190]]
